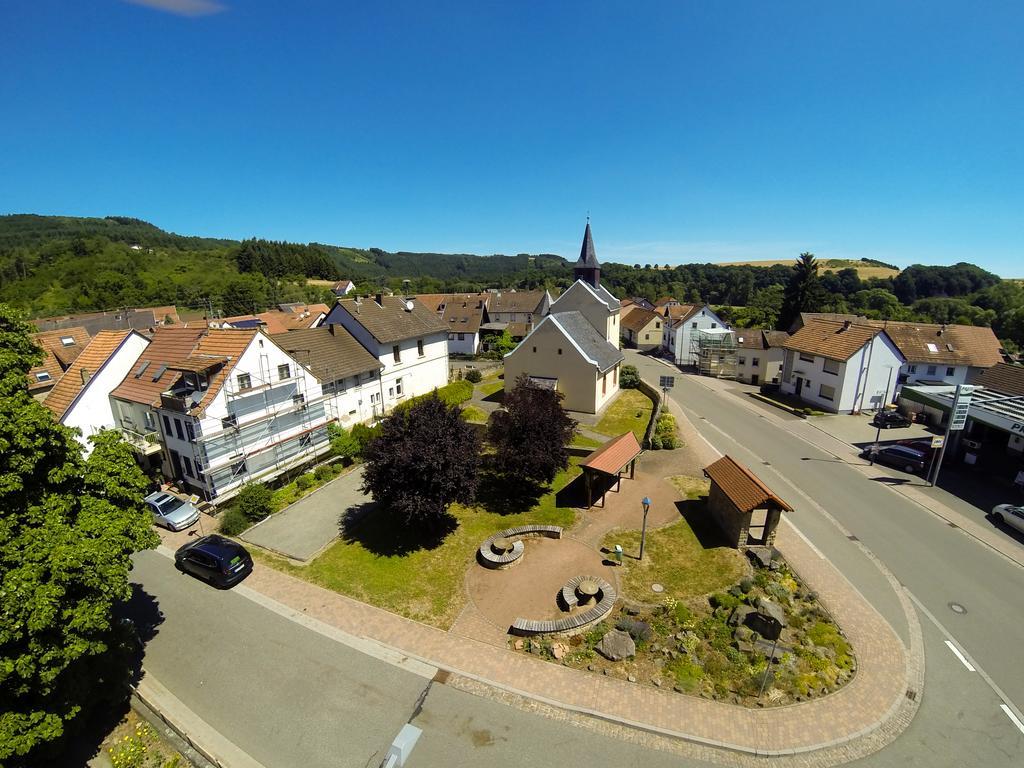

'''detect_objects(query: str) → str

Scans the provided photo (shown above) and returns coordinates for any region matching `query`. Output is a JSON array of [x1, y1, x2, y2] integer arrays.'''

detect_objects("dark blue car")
[[175, 534, 253, 588]]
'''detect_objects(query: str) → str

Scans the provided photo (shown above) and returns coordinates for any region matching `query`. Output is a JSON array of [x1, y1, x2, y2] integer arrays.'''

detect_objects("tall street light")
[[640, 496, 652, 560]]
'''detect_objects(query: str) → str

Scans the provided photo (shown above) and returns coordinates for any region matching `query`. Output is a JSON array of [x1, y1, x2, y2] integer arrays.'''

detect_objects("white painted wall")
[[446, 330, 480, 356], [781, 334, 904, 413], [63, 333, 149, 455], [662, 307, 726, 366], [736, 347, 785, 385]]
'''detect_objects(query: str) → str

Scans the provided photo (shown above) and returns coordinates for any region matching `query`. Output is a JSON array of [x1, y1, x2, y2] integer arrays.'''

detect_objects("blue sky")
[[1, 1, 1022, 274]]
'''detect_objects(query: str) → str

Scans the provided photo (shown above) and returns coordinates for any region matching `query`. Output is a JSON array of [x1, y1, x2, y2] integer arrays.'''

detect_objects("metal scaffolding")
[[691, 328, 738, 379]]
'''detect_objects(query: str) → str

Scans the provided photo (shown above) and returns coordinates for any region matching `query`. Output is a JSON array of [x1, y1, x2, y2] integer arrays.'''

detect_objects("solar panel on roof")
[[151, 364, 167, 381]]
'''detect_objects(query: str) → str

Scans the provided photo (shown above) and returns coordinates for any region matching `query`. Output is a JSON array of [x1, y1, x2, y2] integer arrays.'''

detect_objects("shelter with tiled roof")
[[579, 431, 643, 508], [504, 224, 624, 414], [45, 330, 150, 454], [703, 455, 792, 549], [780, 318, 905, 413], [28, 326, 91, 396]]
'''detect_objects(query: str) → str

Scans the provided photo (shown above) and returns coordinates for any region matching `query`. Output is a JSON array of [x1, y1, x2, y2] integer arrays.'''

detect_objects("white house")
[[503, 223, 624, 413], [414, 292, 491, 356], [153, 329, 332, 501], [780, 318, 905, 413], [45, 330, 150, 455], [661, 304, 728, 366], [331, 279, 356, 296], [271, 325, 385, 428], [323, 294, 450, 417], [735, 329, 790, 386]]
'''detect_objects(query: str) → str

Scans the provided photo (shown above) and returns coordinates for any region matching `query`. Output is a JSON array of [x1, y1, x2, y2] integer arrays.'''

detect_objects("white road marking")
[[1000, 704, 1024, 735], [943, 639, 976, 672]]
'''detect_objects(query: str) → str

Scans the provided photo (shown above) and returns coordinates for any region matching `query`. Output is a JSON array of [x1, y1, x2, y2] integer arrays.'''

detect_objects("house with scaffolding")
[[153, 328, 332, 501], [691, 327, 738, 379]]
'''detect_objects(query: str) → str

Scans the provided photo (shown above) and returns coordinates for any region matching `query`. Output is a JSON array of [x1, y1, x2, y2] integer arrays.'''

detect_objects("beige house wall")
[[504, 321, 606, 413], [624, 317, 663, 350]]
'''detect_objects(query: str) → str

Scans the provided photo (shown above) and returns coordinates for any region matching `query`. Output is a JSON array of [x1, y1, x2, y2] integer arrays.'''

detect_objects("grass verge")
[[593, 388, 654, 442]]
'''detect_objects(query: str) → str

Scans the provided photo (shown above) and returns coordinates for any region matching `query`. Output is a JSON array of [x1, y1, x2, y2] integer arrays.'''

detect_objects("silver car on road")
[[145, 491, 200, 531], [991, 503, 1024, 536]]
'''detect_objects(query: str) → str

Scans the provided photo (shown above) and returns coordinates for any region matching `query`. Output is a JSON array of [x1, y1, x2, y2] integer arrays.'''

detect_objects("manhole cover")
[[651, 583, 665, 593], [949, 602, 967, 615]]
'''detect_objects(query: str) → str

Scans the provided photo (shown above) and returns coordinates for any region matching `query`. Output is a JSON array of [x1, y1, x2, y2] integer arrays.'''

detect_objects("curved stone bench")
[[511, 576, 617, 636], [477, 525, 563, 570]]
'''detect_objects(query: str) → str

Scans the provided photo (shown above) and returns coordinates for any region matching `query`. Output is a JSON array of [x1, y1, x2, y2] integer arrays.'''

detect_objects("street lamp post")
[[640, 496, 651, 560]]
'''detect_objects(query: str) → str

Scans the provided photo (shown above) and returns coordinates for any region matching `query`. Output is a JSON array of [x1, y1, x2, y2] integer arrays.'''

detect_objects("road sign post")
[[659, 375, 674, 400], [929, 385, 973, 487]]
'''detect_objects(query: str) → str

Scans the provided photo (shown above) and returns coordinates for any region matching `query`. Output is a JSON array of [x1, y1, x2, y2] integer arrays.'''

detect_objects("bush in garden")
[[619, 364, 641, 389], [650, 434, 663, 450], [296, 473, 314, 491], [465, 368, 483, 383], [314, 463, 337, 483], [219, 506, 250, 536], [350, 422, 381, 455], [237, 482, 274, 522]]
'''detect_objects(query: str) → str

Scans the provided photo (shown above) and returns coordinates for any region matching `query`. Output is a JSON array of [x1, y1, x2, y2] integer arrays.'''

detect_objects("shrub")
[[465, 368, 483, 383], [739, 577, 754, 594], [660, 434, 678, 449], [328, 424, 360, 460], [619, 364, 641, 389], [710, 592, 741, 611], [236, 482, 274, 522], [655, 413, 676, 435], [314, 463, 337, 482], [219, 506, 250, 536], [351, 422, 380, 455], [296, 474, 314, 491], [650, 434, 663, 450]]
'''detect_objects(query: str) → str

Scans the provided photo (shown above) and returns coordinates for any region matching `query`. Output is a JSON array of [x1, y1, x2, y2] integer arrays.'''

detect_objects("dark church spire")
[[574, 220, 601, 288]]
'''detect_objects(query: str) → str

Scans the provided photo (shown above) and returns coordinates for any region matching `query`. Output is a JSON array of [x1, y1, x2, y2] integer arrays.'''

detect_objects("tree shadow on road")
[[339, 502, 457, 556]]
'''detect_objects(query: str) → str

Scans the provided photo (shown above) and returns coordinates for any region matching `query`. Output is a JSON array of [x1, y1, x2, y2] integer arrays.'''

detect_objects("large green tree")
[[0, 305, 158, 764], [360, 393, 481, 530], [778, 252, 828, 331], [488, 374, 577, 485]]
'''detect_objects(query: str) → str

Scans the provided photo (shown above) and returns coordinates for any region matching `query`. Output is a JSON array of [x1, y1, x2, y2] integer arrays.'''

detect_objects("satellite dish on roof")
[[405, 300, 415, 312]]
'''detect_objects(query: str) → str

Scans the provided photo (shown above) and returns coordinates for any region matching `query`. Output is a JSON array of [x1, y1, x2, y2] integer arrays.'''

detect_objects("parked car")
[[896, 437, 938, 453], [174, 535, 253, 588], [861, 444, 929, 473], [991, 504, 1024, 535], [872, 411, 912, 429], [144, 491, 200, 531]]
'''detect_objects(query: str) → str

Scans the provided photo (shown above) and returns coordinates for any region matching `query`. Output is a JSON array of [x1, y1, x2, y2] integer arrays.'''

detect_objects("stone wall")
[[707, 483, 749, 549]]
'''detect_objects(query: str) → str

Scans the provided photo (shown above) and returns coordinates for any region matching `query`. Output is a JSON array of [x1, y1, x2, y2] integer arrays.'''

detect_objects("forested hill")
[[0, 214, 1017, 350]]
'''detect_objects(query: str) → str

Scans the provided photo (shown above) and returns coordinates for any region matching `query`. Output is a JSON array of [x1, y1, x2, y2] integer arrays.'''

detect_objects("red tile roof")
[[28, 326, 91, 392], [783, 318, 884, 362], [109, 327, 208, 407], [45, 331, 139, 419], [703, 455, 793, 513], [581, 432, 643, 476]]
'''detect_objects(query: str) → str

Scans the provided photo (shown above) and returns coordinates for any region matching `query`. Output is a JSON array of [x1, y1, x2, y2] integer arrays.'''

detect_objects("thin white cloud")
[[123, 0, 226, 17], [599, 240, 809, 266]]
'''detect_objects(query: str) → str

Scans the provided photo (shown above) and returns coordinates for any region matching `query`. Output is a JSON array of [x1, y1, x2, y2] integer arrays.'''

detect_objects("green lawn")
[[601, 476, 746, 601], [462, 405, 489, 424], [593, 388, 654, 442], [570, 433, 605, 450], [255, 461, 582, 629], [477, 379, 504, 398]]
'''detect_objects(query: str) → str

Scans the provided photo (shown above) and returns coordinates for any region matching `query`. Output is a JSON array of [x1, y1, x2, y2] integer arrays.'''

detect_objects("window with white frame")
[[822, 358, 840, 375], [752, 357, 760, 367], [818, 383, 836, 401], [799, 352, 815, 363], [396, 378, 403, 396], [946, 366, 955, 376], [236, 373, 251, 391], [926, 365, 937, 376], [278, 364, 291, 380]]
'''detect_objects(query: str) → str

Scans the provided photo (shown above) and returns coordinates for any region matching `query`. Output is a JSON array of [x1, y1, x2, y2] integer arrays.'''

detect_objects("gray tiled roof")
[[271, 326, 382, 382], [550, 311, 624, 372], [335, 296, 448, 344]]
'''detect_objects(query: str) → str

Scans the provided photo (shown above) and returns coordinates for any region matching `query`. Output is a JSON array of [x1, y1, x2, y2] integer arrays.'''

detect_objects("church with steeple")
[[503, 222, 624, 413]]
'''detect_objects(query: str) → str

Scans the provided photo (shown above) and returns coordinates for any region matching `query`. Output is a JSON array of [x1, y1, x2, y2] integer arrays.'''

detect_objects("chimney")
[[842, 320, 852, 331], [939, 324, 947, 335], [80, 368, 91, 385]]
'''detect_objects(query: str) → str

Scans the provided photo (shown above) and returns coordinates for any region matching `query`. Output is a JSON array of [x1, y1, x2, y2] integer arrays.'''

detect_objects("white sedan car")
[[991, 504, 1024, 535]]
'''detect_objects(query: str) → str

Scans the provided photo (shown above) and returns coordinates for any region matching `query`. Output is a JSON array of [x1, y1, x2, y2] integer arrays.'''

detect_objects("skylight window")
[[60, 336, 75, 346], [35, 371, 51, 381], [134, 360, 151, 379], [151, 364, 167, 381], [926, 343, 939, 353]]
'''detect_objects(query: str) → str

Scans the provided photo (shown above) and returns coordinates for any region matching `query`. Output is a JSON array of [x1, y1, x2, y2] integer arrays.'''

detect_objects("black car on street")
[[175, 534, 253, 588], [861, 444, 929, 474], [871, 411, 912, 429]]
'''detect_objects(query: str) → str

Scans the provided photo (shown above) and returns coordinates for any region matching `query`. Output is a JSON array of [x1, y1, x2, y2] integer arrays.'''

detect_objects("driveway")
[[241, 466, 368, 561]]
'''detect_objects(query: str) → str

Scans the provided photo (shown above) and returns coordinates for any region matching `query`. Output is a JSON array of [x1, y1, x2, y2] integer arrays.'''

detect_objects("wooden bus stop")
[[580, 432, 643, 509]]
